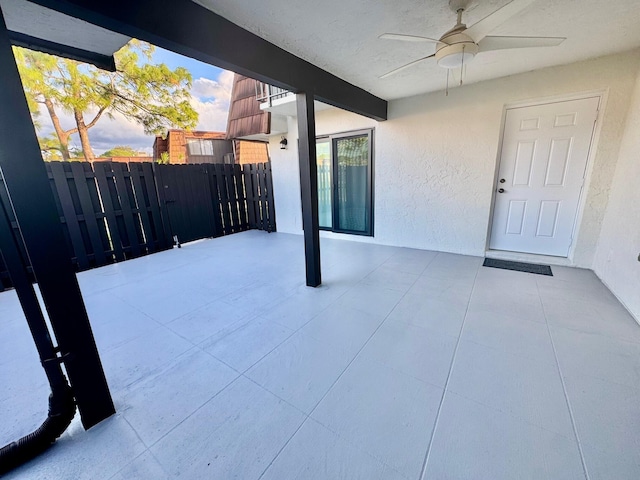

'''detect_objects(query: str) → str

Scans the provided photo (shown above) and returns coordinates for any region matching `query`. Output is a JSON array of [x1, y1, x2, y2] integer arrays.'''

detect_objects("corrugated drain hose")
[[0, 200, 76, 475], [0, 382, 75, 475]]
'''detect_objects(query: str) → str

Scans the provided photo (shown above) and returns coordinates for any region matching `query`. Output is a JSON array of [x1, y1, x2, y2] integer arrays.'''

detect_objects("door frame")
[[485, 89, 607, 263]]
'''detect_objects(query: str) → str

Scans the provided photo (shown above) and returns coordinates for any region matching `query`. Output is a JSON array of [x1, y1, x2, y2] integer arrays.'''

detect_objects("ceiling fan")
[[379, 0, 565, 80]]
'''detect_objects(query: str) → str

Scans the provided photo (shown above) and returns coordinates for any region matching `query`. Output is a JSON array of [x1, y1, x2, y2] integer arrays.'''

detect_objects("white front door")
[[489, 97, 599, 257]]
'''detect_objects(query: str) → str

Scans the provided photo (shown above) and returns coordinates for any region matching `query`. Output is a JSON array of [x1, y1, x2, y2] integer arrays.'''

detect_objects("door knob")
[[498, 188, 505, 193], [499, 178, 506, 183]]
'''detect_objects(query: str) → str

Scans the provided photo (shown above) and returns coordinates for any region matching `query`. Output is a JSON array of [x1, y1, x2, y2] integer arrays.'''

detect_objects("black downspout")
[[0, 195, 76, 475]]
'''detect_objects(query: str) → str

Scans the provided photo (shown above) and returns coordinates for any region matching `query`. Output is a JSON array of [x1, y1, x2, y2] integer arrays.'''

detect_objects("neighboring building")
[[226, 74, 271, 140], [150, 74, 276, 166], [233, 139, 269, 165], [153, 130, 234, 164], [224, 74, 274, 165]]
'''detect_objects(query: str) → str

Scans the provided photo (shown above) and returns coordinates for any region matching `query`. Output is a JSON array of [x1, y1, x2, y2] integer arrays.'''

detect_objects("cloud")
[[190, 70, 234, 132], [88, 113, 152, 154], [191, 70, 234, 100], [31, 69, 235, 156]]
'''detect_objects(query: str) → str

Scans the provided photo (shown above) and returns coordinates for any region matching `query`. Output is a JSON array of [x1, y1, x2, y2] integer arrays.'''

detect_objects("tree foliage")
[[100, 145, 144, 158], [15, 41, 198, 162]]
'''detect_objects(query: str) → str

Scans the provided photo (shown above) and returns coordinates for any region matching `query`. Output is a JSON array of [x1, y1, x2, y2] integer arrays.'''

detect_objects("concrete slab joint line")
[[537, 281, 591, 480], [2, 232, 639, 478], [419, 263, 480, 480]]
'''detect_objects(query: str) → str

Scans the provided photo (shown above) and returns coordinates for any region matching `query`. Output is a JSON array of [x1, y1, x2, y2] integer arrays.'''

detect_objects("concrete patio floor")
[[1, 230, 639, 479]]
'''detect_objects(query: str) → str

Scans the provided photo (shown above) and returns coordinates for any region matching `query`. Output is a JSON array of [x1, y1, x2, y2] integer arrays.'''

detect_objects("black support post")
[[0, 13, 114, 429], [296, 92, 321, 287]]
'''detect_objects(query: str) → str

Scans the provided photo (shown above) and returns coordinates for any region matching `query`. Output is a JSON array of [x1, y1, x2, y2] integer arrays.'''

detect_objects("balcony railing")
[[255, 82, 292, 107]]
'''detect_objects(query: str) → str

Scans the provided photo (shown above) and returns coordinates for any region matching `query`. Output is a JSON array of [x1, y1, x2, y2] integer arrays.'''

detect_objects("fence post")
[[265, 161, 277, 232]]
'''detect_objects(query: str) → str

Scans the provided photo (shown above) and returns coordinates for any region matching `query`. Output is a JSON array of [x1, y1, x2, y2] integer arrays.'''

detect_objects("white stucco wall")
[[593, 68, 640, 321], [270, 50, 640, 266]]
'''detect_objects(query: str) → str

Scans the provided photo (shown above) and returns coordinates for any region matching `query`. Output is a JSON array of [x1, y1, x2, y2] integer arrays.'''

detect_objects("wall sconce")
[[279, 136, 288, 150]]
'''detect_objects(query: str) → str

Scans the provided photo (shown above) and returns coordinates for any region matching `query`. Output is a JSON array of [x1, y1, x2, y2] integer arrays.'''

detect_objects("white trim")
[[568, 89, 608, 262], [486, 89, 607, 263], [503, 89, 608, 110]]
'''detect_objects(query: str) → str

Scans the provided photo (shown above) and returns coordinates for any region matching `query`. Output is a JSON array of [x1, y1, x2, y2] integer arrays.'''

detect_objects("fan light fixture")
[[435, 42, 478, 68], [378, 0, 566, 90]]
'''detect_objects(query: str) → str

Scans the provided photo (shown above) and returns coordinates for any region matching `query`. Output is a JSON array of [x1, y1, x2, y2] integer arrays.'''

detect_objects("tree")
[[100, 145, 144, 158], [14, 41, 198, 162], [38, 134, 64, 161]]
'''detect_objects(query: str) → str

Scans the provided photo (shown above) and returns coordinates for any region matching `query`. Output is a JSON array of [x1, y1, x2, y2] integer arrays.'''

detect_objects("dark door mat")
[[483, 258, 553, 276]]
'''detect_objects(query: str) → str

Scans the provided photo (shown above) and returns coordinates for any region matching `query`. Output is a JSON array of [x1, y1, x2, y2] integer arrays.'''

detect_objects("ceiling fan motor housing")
[[436, 32, 479, 68]]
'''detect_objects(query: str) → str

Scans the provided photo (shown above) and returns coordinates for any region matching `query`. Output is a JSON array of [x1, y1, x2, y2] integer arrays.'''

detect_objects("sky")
[[34, 45, 235, 157]]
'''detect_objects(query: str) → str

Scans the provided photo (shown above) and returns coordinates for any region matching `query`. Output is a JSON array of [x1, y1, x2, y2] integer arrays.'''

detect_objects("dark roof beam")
[[25, 0, 387, 121], [8, 30, 116, 71]]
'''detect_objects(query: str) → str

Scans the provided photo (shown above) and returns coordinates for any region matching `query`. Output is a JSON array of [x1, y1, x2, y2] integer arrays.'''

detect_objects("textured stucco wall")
[[593, 68, 640, 321], [270, 115, 303, 234], [270, 50, 640, 266]]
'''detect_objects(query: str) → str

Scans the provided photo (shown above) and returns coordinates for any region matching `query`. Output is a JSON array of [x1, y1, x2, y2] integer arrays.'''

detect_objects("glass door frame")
[[316, 128, 374, 237]]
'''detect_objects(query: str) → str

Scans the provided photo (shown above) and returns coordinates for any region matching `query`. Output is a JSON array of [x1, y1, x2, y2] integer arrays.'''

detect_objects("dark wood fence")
[[0, 161, 276, 291], [155, 162, 275, 245]]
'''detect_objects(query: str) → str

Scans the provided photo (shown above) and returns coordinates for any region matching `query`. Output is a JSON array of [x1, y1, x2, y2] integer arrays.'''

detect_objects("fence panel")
[[130, 162, 170, 253], [0, 160, 274, 290], [242, 164, 257, 229], [68, 161, 109, 266], [234, 165, 249, 230], [155, 163, 218, 244], [211, 164, 231, 235], [242, 162, 276, 233], [224, 164, 240, 232]]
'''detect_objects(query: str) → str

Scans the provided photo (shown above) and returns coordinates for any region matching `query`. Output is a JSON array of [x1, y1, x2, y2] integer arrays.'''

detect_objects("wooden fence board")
[[234, 164, 248, 230], [206, 166, 223, 237], [204, 167, 219, 236], [242, 164, 257, 229], [265, 162, 277, 231], [214, 164, 231, 234], [257, 163, 268, 231], [142, 162, 170, 250], [223, 164, 239, 232], [69, 161, 108, 266], [172, 166, 190, 240], [192, 165, 217, 239], [93, 162, 125, 261], [49, 162, 89, 269], [128, 163, 153, 252], [153, 163, 175, 248], [251, 164, 262, 230], [111, 162, 142, 257]]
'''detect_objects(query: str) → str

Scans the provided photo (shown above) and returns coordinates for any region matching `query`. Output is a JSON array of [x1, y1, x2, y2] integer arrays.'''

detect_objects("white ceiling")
[[0, 0, 130, 56], [194, 0, 640, 100]]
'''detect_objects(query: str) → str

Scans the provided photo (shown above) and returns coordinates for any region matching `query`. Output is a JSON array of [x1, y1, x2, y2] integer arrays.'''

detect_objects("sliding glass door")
[[316, 129, 373, 236], [316, 139, 332, 229]]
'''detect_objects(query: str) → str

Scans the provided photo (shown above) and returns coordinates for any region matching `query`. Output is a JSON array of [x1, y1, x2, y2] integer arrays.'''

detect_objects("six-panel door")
[[489, 97, 599, 256]]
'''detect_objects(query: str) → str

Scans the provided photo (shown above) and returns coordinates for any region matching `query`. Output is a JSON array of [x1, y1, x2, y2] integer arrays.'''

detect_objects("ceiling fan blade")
[[379, 54, 436, 79], [464, 0, 537, 42], [379, 33, 445, 44], [478, 35, 565, 52]]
